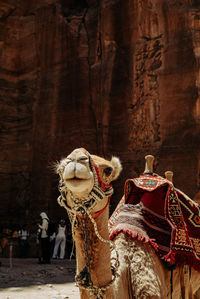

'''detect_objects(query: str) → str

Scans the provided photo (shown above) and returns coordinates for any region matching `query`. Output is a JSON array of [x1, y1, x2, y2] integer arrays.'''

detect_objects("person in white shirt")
[[52, 219, 66, 259], [38, 212, 51, 264]]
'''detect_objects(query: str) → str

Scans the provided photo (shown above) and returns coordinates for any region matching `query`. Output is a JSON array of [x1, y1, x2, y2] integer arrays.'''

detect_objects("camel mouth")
[[64, 175, 94, 194], [66, 177, 89, 182]]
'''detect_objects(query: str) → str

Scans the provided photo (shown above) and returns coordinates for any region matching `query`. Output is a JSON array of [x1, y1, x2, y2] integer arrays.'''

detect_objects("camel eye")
[[65, 158, 72, 163], [79, 157, 88, 162], [104, 167, 112, 176]]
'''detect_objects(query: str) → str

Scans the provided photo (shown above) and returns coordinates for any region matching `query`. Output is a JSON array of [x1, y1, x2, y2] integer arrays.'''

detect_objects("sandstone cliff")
[[0, 0, 199, 225]]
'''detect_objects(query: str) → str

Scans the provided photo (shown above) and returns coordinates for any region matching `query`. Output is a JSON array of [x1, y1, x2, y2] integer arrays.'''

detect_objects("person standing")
[[18, 224, 30, 258], [52, 219, 66, 259], [38, 212, 51, 264], [36, 220, 42, 264]]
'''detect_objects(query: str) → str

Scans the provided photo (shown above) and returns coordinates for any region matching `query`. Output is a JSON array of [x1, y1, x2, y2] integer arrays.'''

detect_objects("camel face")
[[59, 148, 94, 195], [56, 148, 122, 199]]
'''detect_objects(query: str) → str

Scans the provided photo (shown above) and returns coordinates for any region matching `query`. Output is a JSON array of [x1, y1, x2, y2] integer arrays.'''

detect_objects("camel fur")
[[56, 148, 200, 299]]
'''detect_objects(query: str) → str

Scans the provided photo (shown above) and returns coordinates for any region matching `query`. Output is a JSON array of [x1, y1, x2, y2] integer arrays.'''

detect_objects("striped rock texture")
[[0, 0, 199, 224]]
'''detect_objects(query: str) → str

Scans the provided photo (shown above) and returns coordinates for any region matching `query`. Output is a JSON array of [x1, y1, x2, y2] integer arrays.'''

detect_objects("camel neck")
[[74, 205, 113, 292]]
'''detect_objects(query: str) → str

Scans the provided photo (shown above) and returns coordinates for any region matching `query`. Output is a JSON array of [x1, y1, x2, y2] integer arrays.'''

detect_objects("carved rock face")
[[1, 1, 199, 225]]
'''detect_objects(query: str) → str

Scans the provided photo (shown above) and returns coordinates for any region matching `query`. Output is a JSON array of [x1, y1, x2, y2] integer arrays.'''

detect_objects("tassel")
[[180, 266, 185, 299], [188, 267, 194, 299], [170, 269, 173, 299]]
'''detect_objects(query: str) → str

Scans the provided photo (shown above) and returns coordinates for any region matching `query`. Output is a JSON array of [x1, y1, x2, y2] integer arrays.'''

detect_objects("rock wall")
[[0, 0, 199, 226]]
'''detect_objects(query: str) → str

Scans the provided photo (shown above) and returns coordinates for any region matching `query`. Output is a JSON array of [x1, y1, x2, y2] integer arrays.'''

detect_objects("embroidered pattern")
[[109, 174, 200, 271]]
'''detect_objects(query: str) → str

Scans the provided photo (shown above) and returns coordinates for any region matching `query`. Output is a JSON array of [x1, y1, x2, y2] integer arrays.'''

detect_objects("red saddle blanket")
[[109, 174, 200, 271]]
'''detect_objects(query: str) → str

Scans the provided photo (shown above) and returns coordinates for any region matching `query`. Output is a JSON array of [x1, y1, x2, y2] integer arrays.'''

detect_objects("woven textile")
[[109, 174, 200, 271]]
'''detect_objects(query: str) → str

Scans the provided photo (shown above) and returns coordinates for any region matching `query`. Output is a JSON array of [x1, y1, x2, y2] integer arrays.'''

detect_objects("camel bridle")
[[57, 151, 114, 217], [57, 152, 119, 299]]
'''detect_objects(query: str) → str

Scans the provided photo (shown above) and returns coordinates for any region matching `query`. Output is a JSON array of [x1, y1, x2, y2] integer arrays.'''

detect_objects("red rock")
[[0, 0, 199, 225]]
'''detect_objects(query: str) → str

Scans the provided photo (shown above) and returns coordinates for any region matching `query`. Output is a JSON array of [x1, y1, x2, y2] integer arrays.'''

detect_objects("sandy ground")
[[0, 258, 80, 299]]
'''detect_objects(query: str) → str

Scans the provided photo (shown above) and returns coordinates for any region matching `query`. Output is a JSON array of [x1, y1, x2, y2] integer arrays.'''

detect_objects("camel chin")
[[65, 177, 94, 194]]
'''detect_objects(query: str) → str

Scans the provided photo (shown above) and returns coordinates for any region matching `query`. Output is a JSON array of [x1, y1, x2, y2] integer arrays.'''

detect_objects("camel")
[[55, 148, 200, 299]]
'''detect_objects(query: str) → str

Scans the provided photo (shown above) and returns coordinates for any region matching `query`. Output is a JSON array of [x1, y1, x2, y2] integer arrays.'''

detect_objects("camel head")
[[55, 148, 122, 214]]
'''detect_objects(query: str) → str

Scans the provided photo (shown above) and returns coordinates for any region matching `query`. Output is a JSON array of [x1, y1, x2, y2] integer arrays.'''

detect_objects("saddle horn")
[[144, 155, 154, 174], [165, 171, 173, 183]]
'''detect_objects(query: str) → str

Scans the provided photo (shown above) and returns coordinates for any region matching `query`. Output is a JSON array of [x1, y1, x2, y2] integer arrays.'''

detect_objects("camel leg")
[[128, 242, 168, 299], [191, 268, 200, 298], [171, 266, 200, 299], [112, 234, 134, 299], [120, 236, 167, 299]]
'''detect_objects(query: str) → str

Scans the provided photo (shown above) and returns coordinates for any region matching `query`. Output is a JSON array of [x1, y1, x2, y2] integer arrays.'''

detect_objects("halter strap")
[[76, 197, 111, 219], [93, 162, 112, 190]]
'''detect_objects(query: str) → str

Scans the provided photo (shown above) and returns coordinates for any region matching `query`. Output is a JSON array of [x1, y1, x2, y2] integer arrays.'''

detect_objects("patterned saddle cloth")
[[109, 174, 200, 271]]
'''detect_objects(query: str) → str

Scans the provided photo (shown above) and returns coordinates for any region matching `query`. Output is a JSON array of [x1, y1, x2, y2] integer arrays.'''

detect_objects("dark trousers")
[[41, 237, 51, 263], [19, 240, 29, 258]]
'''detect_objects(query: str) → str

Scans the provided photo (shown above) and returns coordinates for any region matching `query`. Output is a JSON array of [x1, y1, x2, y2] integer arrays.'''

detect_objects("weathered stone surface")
[[0, 0, 199, 226]]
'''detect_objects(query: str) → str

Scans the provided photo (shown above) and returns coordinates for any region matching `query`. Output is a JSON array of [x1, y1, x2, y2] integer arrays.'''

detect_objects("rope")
[[70, 213, 77, 260], [180, 266, 185, 299], [170, 269, 173, 299], [188, 267, 194, 299]]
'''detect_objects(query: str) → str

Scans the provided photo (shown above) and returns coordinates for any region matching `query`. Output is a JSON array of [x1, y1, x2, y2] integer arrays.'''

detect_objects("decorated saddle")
[[109, 174, 200, 271]]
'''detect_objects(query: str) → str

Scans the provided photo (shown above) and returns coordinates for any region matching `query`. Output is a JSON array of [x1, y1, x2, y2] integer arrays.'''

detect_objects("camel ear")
[[90, 154, 122, 184], [96, 156, 122, 185], [110, 156, 122, 181]]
